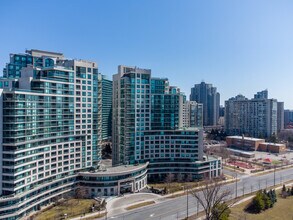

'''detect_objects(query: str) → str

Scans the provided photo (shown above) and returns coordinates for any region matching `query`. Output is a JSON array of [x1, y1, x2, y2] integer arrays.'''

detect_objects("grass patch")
[[223, 164, 245, 173], [149, 180, 214, 194], [34, 199, 101, 220], [229, 189, 293, 220], [150, 176, 234, 197], [125, 201, 155, 210]]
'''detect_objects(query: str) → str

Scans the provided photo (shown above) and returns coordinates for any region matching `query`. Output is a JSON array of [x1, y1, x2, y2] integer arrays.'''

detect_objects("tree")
[[190, 179, 232, 220], [267, 189, 275, 207], [250, 191, 265, 213], [164, 173, 175, 193], [102, 143, 112, 159], [272, 189, 277, 203], [267, 133, 278, 143], [211, 202, 231, 220], [261, 191, 271, 210], [218, 146, 231, 164], [75, 184, 88, 203], [177, 173, 184, 183], [282, 184, 287, 198], [287, 188, 291, 196]]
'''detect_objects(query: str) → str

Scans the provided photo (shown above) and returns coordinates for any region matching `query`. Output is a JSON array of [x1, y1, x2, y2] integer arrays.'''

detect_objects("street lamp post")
[[234, 161, 238, 198], [182, 185, 189, 219], [186, 185, 189, 219], [187, 187, 189, 219], [273, 165, 276, 186]]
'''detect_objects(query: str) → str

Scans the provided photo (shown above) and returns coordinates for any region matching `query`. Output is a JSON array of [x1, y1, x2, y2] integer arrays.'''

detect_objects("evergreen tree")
[[251, 191, 265, 213], [273, 190, 277, 203], [282, 185, 287, 198], [282, 184, 286, 192], [287, 188, 291, 197], [261, 192, 271, 210], [267, 190, 274, 207], [211, 202, 231, 220]]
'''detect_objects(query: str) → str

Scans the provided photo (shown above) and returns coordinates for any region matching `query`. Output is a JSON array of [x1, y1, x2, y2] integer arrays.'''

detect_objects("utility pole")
[[234, 162, 238, 198], [186, 185, 189, 219], [105, 208, 107, 220], [274, 165, 276, 186], [197, 199, 199, 216]]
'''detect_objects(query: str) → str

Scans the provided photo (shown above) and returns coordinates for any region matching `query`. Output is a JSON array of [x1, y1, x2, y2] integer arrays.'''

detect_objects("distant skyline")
[[1, 0, 293, 108]]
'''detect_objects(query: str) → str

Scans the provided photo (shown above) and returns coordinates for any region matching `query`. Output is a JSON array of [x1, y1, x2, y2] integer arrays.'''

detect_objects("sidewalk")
[[70, 210, 107, 220]]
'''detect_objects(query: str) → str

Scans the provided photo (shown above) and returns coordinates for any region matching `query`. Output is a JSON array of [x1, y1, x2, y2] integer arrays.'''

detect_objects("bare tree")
[[75, 184, 88, 204], [164, 173, 175, 193], [177, 173, 184, 183], [220, 146, 231, 165], [190, 179, 232, 220]]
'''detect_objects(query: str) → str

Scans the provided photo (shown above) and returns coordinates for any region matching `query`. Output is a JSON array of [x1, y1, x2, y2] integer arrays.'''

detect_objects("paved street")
[[103, 167, 293, 220], [106, 193, 162, 217]]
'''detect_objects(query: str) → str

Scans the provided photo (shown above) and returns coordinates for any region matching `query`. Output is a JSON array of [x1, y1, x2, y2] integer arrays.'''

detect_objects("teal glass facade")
[[113, 66, 222, 182], [0, 50, 102, 219], [102, 76, 112, 140]]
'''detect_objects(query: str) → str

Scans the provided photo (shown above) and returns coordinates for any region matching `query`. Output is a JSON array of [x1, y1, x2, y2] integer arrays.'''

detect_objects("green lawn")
[[34, 199, 100, 220], [229, 192, 293, 220]]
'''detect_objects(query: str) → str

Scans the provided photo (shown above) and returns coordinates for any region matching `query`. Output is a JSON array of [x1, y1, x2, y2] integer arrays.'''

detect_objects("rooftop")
[[80, 162, 148, 176], [227, 148, 256, 155], [226, 136, 265, 142]]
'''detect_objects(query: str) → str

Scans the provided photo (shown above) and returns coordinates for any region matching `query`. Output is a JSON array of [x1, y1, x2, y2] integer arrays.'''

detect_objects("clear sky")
[[1, 0, 293, 108]]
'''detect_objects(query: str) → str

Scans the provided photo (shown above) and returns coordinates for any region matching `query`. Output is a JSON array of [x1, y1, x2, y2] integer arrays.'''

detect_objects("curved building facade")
[[78, 162, 148, 196]]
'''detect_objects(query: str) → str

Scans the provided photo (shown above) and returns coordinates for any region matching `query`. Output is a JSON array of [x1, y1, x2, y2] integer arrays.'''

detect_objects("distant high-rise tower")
[[225, 90, 281, 138], [254, 89, 268, 99], [277, 102, 284, 132], [101, 75, 112, 140], [284, 109, 293, 127], [181, 101, 203, 128], [190, 82, 220, 126]]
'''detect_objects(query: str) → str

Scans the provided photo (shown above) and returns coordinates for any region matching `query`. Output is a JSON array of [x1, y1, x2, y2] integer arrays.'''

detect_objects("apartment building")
[[112, 65, 221, 181], [225, 90, 282, 138]]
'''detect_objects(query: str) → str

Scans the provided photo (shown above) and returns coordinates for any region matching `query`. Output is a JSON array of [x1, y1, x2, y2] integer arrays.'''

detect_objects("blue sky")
[[1, 0, 293, 108]]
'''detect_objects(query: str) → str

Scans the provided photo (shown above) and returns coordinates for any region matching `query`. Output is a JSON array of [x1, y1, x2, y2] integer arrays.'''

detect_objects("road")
[[105, 167, 293, 220]]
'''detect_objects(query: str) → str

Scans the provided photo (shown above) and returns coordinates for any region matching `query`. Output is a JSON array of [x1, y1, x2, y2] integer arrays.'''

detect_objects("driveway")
[[106, 193, 164, 216]]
